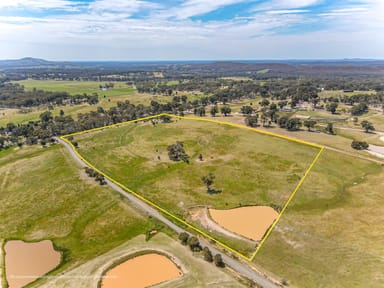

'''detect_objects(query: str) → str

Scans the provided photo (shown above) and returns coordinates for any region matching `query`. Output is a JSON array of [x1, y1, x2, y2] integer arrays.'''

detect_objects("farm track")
[[57, 137, 281, 288], [324, 145, 384, 165]]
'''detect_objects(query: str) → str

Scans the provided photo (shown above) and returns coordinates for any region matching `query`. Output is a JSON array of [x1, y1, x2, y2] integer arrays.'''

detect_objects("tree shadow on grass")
[[208, 188, 222, 195]]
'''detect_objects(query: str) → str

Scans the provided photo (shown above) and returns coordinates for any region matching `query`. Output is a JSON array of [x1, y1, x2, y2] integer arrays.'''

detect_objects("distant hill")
[[0, 57, 383, 77], [0, 57, 51, 68], [0, 57, 77, 70]]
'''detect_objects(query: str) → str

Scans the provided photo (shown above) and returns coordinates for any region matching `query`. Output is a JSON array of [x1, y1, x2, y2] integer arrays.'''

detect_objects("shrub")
[[351, 140, 369, 150]]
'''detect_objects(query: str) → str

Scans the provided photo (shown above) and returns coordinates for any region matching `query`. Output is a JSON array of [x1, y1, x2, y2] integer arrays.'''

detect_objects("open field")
[[254, 148, 384, 287], [0, 144, 164, 286], [204, 115, 380, 160], [336, 129, 384, 146], [318, 90, 377, 99], [0, 93, 173, 127], [38, 233, 247, 288], [1, 80, 208, 127], [15, 80, 135, 98], [72, 116, 320, 255]]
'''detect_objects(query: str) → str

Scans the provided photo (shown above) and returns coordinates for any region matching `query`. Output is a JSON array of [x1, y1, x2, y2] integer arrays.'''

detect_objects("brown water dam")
[[101, 253, 182, 288], [209, 206, 279, 241], [4, 240, 61, 288]]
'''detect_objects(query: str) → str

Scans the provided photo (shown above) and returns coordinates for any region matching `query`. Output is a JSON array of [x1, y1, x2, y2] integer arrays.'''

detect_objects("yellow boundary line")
[[61, 113, 324, 261], [249, 146, 324, 261]]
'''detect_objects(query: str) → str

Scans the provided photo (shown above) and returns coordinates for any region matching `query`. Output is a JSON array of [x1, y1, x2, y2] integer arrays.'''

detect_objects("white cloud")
[[0, 0, 383, 60], [253, 0, 322, 11], [88, 0, 161, 15], [266, 9, 310, 14], [168, 0, 251, 20], [0, 0, 80, 10], [318, 1, 384, 31]]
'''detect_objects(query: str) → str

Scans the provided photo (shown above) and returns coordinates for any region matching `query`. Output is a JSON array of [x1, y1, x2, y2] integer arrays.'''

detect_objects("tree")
[[278, 100, 288, 109], [214, 254, 225, 267], [286, 118, 302, 131], [351, 140, 369, 150], [39, 111, 52, 123], [240, 105, 253, 115], [178, 232, 189, 245], [187, 236, 202, 252], [269, 103, 278, 112], [194, 107, 206, 117], [167, 141, 190, 163], [325, 102, 338, 114], [303, 119, 317, 131], [278, 116, 289, 128], [201, 173, 215, 193], [0, 136, 5, 149], [210, 105, 219, 117], [245, 115, 259, 127], [361, 120, 375, 133], [351, 103, 368, 116], [203, 247, 213, 262], [221, 105, 231, 116], [259, 99, 270, 107], [325, 122, 335, 134], [160, 115, 172, 123]]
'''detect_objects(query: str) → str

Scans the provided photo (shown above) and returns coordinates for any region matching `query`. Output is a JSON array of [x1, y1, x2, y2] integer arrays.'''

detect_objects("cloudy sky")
[[0, 0, 383, 60]]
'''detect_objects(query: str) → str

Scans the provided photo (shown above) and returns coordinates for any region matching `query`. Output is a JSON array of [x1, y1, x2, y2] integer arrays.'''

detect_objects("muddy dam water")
[[101, 253, 182, 288], [4, 240, 61, 288], [209, 206, 279, 241]]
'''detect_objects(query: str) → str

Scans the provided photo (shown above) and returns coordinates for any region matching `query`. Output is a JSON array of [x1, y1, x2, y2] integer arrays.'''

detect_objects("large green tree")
[[201, 173, 215, 193], [361, 120, 375, 133], [220, 105, 231, 116], [303, 119, 317, 131]]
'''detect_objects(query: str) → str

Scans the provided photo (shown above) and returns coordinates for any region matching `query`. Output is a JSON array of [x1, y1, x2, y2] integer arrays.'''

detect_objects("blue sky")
[[0, 0, 383, 60]]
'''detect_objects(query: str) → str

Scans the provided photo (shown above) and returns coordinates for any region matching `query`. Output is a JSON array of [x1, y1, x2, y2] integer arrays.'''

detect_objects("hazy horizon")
[[2, 57, 384, 62]]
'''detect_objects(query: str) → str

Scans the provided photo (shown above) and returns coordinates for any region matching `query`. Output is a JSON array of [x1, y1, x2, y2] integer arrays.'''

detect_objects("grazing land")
[[1, 59, 383, 287], [255, 149, 384, 287], [0, 144, 163, 286], [16, 80, 135, 98], [72, 116, 320, 256]]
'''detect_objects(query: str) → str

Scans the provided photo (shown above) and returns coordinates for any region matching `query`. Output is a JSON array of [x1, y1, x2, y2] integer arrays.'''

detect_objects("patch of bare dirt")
[[367, 144, 384, 159]]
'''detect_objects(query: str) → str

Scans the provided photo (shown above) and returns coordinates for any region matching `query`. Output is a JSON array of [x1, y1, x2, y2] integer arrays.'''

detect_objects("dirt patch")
[[189, 207, 256, 244], [367, 144, 384, 159], [4, 240, 61, 288], [209, 206, 279, 241], [101, 253, 182, 288]]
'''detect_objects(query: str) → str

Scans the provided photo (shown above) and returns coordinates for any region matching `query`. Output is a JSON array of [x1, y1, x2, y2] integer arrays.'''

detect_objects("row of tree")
[[178, 232, 225, 267]]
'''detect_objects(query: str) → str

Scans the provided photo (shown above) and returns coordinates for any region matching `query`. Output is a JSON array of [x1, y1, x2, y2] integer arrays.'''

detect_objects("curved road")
[[57, 137, 280, 288]]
